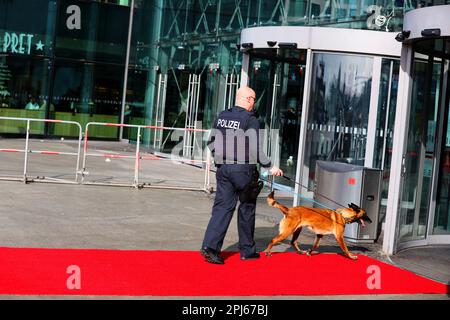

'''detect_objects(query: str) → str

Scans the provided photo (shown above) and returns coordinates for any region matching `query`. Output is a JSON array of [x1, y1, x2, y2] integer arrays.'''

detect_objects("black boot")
[[200, 247, 224, 264]]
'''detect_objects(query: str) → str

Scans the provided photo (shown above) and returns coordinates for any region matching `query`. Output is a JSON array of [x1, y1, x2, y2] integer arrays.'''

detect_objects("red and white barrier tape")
[[101, 122, 209, 133], [85, 152, 206, 163], [0, 149, 77, 156], [0, 149, 22, 153]]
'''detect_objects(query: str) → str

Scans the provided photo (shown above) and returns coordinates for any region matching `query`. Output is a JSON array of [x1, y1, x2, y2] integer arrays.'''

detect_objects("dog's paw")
[[348, 254, 358, 260], [264, 251, 272, 257]]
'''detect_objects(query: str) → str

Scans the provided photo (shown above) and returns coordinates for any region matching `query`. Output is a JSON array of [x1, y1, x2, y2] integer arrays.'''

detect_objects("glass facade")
[[0, 0, 129, 138], [1, 0, 450, 250], [0, 0, 447, 139], [0, 0, 56, 135]]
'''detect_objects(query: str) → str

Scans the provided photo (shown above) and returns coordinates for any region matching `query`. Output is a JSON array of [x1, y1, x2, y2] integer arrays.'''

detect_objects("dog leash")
[[260, 172, 348, 212], [259, 175, 350, 226], [281, 175, 350, 209]]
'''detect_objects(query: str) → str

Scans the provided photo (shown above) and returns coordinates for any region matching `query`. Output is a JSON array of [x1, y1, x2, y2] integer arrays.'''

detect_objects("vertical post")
[[381, 61, 394, 170], [427, 57, 449, 236], [257, 0, 262, 25], [157, 74, 168, 150], [44, 0, 59, 136], [153, 73, 162, 149], [294, 49, 313, 206], [269, 72, 279, 157], [215, 0, 222, 38], [228, 74, 234, 109], [204, 148, 211, 192], [81, 125, 89, 184], [134, 125, 141, 188], [364, 56, 382, 168], [75, 123, 83, 183], [240, 53, 250, 87], [119, 0, 135, 140], [23, 120, 31, 183], [184, 74, 193, 157], [223, 74, 229, 110], [383, 45, 413, 255], [208, 146, 212, 191]]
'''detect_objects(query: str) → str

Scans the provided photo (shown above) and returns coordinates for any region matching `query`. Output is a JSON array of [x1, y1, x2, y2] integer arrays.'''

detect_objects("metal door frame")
[[244, 49, 307, 196], [222, 73, 240, 111], [183, 73, 201, 158], [153, 73, 168, 150], [381, 60, 396, 171]]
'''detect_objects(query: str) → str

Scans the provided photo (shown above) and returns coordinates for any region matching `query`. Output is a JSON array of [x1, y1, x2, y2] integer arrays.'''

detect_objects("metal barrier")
[[0, 116, 83, 184], [82, 122, 212, 193]]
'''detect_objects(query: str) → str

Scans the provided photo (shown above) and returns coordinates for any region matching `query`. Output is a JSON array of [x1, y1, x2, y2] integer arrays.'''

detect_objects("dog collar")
[[343, 216, 353, 224]]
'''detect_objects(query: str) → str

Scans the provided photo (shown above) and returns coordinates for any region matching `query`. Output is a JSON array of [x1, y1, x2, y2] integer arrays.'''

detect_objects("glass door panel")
[[302, 53, 373, 194], [248, 48, 306, 191], [433, 39, 450, 236], [398, 52, 442, 242], [248, 55, 275, 185], [159, 68, 201, 155], [434, 81, 450, 235], [274, 61, 304, 188], [374, 59, 400, 230]]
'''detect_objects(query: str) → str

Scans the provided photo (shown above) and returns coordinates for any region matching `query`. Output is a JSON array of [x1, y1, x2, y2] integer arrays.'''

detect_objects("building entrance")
[[397, 38, 450, 247]]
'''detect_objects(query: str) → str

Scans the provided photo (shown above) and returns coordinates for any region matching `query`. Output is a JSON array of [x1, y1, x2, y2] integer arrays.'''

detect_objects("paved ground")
[[0, 138, 448, 300], [389, 246, 450, 285]]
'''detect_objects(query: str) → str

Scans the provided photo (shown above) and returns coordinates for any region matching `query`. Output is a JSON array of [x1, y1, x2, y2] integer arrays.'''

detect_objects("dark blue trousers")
[[202, 165, 257, 258]]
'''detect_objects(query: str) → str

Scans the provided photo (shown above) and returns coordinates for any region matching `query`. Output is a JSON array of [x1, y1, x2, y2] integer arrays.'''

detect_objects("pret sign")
[[1, 32, 45, 55]]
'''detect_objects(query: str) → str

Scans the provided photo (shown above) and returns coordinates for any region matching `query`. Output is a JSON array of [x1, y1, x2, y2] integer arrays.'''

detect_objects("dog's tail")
[[267, 191, 289, 215]]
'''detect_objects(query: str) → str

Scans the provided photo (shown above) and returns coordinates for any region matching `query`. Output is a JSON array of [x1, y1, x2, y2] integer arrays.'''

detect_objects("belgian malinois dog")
[[264, 191, 372, 260]]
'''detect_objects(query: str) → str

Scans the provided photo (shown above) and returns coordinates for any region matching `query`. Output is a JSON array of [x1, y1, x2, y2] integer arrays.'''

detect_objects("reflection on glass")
[[0, 56, 50, 135], [435, 96, 450, 235], [398, 54, 442, 242], [0, 0, 56, 58], [50, 60, 123, 138], [154, 69, 192, 153], [433, 39, 450, 236], [249, 49, 305, 190], [56, 0, 129, 63], [273, 62, 304, 187], [374, 59, 400, 228], [122, 68, 148, 140], [303, 53, 373, 193], [96, 0, 130, 6]]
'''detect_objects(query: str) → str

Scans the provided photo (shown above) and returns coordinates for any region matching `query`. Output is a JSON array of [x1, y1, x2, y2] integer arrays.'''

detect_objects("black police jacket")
[[207, 106, 272, 168]]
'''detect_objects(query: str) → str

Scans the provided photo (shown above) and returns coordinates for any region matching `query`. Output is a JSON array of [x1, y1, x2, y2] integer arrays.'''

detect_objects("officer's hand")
[[269, 166, 283, 177]]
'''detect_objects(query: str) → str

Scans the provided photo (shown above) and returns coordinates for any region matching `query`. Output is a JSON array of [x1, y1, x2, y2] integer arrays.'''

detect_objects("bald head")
[[236, 86, 256, 111]]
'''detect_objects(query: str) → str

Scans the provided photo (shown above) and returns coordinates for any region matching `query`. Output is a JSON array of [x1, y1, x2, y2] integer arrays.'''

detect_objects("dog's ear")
[[350, 203, 361, 212]]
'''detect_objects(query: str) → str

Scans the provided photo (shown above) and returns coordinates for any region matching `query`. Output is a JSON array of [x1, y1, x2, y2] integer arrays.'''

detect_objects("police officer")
[[200, 86, 283, 264]]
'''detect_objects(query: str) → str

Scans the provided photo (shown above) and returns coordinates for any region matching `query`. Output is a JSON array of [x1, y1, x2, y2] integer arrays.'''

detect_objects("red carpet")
[[0, 247, 447, 296]]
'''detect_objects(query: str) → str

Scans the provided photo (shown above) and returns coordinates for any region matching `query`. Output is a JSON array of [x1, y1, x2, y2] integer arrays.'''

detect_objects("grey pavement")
[[0, 138, 448, 300]]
